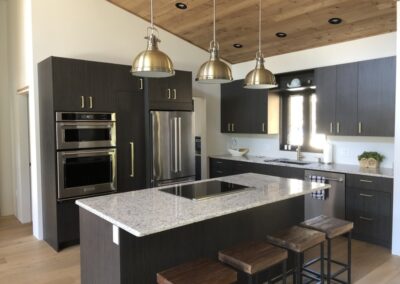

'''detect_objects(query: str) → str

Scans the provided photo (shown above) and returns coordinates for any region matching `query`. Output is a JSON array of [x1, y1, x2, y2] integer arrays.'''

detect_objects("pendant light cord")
[[258, 0, 262, 54], [150, 0, 154, 29], [213, 0, 216, 44]]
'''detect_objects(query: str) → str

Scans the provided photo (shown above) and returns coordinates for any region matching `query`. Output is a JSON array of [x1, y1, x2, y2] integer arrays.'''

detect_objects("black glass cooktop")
[[159, 180, 250, 201]]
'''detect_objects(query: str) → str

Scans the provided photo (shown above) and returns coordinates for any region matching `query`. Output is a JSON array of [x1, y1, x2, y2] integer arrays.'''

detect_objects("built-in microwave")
[[57, 148, 117, 200], [56, 112, 116, 150]]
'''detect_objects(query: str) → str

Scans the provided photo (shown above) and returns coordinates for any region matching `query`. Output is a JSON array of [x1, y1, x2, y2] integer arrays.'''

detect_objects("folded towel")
[[310, 175, 329, 200]]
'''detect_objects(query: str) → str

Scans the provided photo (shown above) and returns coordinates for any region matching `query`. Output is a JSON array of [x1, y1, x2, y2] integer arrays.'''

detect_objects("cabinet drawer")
[[209, 158, 233, 178], [347, 174, 393, 193]]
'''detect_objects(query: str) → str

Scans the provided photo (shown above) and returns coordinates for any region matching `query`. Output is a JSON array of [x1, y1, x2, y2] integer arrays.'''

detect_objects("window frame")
[[279, 89, 323, 153]]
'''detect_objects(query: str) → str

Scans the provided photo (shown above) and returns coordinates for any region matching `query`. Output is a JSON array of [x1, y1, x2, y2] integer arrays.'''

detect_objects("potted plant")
[[358, 151, 384, 168]]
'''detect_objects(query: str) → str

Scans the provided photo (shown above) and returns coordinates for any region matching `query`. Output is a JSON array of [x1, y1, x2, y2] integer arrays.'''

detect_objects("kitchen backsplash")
[[226, 134, 394, 168]]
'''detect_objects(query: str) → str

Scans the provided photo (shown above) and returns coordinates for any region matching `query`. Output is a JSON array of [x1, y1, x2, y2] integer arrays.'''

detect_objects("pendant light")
[[131, 0, 175, 78], [196, 0, 232, 84], [244, 0, 277, 89]]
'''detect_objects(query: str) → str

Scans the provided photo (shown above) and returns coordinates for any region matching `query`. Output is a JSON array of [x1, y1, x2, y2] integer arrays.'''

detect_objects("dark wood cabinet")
[[357, 57, 396, 137], [147, 70, 193, 111], [220, 80, 279, 134], [345, 174, 393, 248], [209, 158, 234, 178], [315, 66, 336, 135], [315, 57, 395, 137], [116, 90, 146, 192]]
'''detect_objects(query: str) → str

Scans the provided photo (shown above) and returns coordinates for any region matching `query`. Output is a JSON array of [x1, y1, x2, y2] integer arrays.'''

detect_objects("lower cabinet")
[[345, 174, 393, 248], [57, 200, 80, 245]]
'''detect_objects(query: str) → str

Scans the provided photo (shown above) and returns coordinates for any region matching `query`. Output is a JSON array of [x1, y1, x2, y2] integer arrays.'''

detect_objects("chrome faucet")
[[296, 146, 304, 161]]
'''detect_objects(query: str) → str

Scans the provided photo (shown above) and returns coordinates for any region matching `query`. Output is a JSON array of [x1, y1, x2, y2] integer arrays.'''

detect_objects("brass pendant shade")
[[196, 41, 233, 84], [131, 0, 175, 78], [244, 52, 277, 89], [195, 0, 232, 84], [244, 0, 276, 89], [131, 32, 175, 78]]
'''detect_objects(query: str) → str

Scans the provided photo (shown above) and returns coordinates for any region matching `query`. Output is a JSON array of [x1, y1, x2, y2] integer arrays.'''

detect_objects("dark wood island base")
[[79, 196, 304, 284]]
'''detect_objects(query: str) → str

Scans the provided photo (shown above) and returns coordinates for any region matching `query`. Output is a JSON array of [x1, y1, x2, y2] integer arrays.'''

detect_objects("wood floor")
[[0, 215, 399, 284]]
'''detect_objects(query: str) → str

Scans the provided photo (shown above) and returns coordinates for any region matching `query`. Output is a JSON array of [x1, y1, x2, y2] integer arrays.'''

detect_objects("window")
[[280, 91, 325, 152]]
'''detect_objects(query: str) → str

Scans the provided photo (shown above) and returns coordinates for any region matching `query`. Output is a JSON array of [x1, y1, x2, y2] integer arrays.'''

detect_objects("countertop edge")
[[209, 155, 393, 179]]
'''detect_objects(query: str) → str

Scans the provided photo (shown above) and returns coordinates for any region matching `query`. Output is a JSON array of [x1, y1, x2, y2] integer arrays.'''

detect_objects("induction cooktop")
[[159, 180, 251, 201]]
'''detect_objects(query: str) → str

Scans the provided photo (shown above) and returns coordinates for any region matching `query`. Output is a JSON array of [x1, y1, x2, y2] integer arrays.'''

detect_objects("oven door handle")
[[58, 122, 115, 128], [60, 149, 115, 157]]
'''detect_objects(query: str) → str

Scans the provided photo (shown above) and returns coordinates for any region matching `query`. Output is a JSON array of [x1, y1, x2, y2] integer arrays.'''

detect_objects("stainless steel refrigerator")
[[150, 111, 195, 186]]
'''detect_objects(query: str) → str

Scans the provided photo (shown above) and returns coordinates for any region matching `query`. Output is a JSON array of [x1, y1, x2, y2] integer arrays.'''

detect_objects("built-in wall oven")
[[56, 112, 117, 200]]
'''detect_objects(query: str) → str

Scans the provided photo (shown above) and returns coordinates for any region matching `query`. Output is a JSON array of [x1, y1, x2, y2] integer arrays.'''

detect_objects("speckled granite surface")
[[209, 155, 393, 178], [76, 173, 329, 237]]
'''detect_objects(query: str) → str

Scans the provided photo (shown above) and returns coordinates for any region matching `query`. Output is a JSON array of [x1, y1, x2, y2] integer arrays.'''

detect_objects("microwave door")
[[151, 111, 177, 183], [176, 112, 195, 178]]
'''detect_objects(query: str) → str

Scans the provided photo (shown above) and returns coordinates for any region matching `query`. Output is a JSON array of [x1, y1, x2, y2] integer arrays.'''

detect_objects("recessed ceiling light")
[[175, 2, 187, 10], [233, 43, 243, 48], [328, 17, 342, 24], [275, 32, 287, 38]]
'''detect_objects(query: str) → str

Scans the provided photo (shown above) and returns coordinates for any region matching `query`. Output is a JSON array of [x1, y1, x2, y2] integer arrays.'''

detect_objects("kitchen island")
[[76, 173, 329, 284]]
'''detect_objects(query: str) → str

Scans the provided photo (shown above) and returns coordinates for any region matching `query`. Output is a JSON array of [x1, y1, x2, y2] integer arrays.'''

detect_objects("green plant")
[[357, 151, 385, 162]]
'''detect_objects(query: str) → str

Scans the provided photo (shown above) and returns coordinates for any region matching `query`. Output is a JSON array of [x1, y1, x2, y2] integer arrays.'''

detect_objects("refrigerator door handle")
[[178, 117, 182, 172], [174, 117, 178, 173]]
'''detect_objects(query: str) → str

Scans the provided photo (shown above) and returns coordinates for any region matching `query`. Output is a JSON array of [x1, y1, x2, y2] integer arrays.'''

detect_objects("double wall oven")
[[56, 112, 117, 200]]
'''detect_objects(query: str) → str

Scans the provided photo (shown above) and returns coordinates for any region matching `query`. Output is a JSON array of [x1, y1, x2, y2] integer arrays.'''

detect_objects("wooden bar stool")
[[218, 240, 288, 284], [300, 215, 354, 284], [156, 258, 237, 284], [267, 226, 326, 284]]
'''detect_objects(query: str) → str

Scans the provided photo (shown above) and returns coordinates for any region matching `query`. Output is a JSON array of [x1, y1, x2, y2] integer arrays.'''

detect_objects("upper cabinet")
[[51, 57, 120, 112], [146, 70, 193, 111], [220, 80, 279, 134], [315, 57, 395, 137], [357, 57, 396, 137]]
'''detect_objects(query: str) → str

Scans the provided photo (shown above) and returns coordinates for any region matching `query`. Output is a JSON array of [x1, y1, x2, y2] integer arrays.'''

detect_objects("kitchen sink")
[[264, 158, 313, 165]]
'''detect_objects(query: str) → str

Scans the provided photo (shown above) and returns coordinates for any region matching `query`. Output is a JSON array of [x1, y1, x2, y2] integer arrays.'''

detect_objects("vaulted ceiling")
[[107, 0, 396, 64]]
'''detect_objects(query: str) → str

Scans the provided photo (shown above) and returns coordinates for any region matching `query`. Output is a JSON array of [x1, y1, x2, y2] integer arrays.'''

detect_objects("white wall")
[[228, 33, 396, 167], [6, 0, 32, 223], [391, 1, 400, 256], [30, 0, 226, 238], [0, 0, 15, 216]]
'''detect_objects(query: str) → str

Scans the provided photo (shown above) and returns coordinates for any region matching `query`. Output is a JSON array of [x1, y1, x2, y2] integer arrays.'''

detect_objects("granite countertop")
[[76, 173, 329, 237], [209, 155, 393, 178]]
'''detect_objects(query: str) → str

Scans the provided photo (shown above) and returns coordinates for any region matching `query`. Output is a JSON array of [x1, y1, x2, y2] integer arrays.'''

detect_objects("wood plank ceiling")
[[107, 0, 396, 64]]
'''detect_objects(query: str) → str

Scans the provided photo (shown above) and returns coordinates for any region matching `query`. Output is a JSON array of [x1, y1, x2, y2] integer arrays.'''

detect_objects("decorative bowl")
[[228, 148, 249, 157]]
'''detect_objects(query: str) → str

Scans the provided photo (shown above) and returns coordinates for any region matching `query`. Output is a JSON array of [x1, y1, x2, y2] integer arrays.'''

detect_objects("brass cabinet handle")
[[262, 123, 265, 132], [360, 179, 373, 183], [232, 123, 235, 132], [228, 123, 231, 132], [358, 122, 362, 134], [359, 216, 373, 222], [336, 122, 340, 134], [130, 142, 135, 178], [359, 193, 374, 198], [139, 78, 143, 90], [81, 96, 85, 109], [89, 96, 93, 109], [173, 89, 177, 100], [167, 89, 171, 99], [330, 122, 333, 133]]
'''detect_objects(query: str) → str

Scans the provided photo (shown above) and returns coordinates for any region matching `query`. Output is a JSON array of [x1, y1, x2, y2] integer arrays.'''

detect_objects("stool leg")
[[327, 239, 331, 284], [348, 231, 352, 284], [282, 259, 287, 284], [320, 242, 325, 284], [295, 252, 302, 284]]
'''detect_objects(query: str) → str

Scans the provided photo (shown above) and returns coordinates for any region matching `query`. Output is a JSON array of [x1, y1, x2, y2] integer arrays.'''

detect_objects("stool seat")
[[157, 258, 237, 284], [266, 225, 325, 253], [300, 215, 354, 239], [219, 240, 288, 275]]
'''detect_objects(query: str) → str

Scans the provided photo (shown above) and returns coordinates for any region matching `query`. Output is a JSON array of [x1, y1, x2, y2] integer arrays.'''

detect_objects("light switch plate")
[[112, 225, 119, 245]]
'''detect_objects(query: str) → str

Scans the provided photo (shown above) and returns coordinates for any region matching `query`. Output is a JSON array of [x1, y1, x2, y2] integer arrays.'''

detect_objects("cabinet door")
[[116, 91, 146, 192], [86, 61, 116, 111], [315, 66, 336, 135], [358, 57, 396, 137], [170, 71, 192, 104], [209, 158, 233, 178], [147, 77, 170, 104], [336, 63, 358, 136], [220, 81, 240, 133], [52, 57, 90, 111]]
